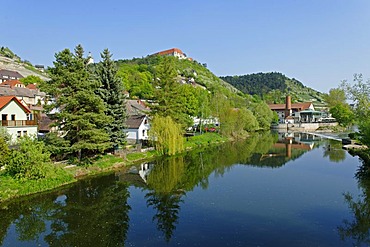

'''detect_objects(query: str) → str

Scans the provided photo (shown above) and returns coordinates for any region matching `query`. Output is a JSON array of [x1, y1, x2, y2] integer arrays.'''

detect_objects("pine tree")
[[42, 45, 111, 160], [151, 56, 195, 128], [96, 49, 127, 149]]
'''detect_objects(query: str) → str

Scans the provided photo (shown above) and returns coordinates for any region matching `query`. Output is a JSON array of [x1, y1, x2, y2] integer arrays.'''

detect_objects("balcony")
[[1, 120, 37, 127]]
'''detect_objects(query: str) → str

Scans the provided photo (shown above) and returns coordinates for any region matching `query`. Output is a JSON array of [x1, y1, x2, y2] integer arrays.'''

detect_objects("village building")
[[153, 48, 187, 59], [0, 80, 47, 133], [125, 99, 151, 144], [0, 96, 38, 142], [268, 96, 317, 123], [125, 115, 150, 144], [0, 69, 24, 83]]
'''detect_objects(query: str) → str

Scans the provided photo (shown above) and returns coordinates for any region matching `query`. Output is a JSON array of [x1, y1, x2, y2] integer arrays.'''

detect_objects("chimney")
[[285, 95, 291, 117]]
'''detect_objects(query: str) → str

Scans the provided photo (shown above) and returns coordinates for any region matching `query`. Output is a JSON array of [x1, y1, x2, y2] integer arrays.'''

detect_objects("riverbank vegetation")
[[326, 74, 370, 166], [0, 44, 276, 203]]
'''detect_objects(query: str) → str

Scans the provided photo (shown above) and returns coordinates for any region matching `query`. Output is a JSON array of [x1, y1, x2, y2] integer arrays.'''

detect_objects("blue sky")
[[2, 0, 370, 93]]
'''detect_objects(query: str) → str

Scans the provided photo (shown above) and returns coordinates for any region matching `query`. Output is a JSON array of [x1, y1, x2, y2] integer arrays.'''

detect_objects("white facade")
[[125, 115, 150, 144], [0, 98, 38, 143]]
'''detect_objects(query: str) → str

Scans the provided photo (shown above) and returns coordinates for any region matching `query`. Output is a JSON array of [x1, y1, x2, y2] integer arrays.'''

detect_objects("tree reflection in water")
[[0, 174, 131, 247], [0, 131, 328, 246], [145, 156, 186, 242], [323, 139, 346, 163], [338, 157, 370, 245]]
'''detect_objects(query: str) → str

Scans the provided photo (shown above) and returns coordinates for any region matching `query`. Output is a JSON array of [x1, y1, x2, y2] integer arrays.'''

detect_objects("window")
[[2, 114, 7, 121], [144, 119, 148, 124], [17, 131, 21, 138], [23, 131, 27, 136], [142, 130, 146, 137], [11, 114, 15, 121]]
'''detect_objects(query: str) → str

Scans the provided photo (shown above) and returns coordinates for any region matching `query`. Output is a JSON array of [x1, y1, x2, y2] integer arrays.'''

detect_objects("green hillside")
[[116, 55, 241, 99], [220, 72, 326, 106]]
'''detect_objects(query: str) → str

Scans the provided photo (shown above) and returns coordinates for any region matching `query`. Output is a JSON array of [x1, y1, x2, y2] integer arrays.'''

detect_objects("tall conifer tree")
[[42, 45, 111, 160], [96, 49, 127, 148]]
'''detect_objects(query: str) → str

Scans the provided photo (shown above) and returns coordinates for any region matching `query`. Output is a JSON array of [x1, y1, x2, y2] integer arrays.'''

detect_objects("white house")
[[0, 96, 38, 142], [125, 115, 150, 144]]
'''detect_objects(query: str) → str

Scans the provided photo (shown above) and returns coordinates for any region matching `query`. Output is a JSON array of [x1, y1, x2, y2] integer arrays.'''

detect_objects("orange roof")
[[155, 48, 184, 56], [26, 84, 37, 90], [1, 80, 24, 89], [268, 102, 312, 111], [0, 96, 31, 113]]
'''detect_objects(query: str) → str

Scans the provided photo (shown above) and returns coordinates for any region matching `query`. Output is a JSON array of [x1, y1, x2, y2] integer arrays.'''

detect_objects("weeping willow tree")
[[150, 116, 184, 155]]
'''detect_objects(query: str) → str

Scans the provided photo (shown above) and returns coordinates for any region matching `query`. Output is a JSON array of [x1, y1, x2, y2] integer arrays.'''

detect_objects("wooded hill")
[[220, 72, 326, 105], [115, 55, 241, 100]]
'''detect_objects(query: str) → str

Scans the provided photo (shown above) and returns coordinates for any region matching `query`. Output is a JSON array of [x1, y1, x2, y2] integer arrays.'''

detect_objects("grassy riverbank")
[[0, 133, 227, 203]]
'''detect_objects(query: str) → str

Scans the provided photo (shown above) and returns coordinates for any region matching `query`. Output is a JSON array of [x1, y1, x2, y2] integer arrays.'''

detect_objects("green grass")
[[126, 150, 157, 162], [0, 168, 75, 203], [184, 132, 227, 149]]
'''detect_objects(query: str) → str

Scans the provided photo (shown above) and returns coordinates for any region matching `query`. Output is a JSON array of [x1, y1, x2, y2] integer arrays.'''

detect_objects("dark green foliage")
[[220, 72, 288, 96], [220, 72, 325, 104], [151, 57, 197, 127], [0, 136, 9, 169], [96, 49, 127, 148], [5, 137, 52, 180], [40, 45, 112, 160], [42, 132, 71, 160]]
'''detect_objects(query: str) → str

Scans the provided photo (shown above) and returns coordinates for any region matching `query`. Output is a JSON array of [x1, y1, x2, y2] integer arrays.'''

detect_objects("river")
[[0, 132, 368, 247]]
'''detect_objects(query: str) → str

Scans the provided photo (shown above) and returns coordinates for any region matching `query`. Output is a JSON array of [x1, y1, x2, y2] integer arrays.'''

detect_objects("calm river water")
[[1, 132, 369, 247]]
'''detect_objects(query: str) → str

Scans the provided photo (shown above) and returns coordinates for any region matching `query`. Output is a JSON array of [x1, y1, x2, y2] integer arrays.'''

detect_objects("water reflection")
[[323, 140, 346, 163], [0, 175, 131, 247], [0, 131, 356, 246], [339, 158, 370, 245]]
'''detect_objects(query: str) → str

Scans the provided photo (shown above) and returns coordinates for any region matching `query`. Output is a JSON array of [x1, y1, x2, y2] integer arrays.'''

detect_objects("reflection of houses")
[[0, 96, 38, 142], [0, 69, 23, 83], [260, 132, 316, 163], [125, 100, 151, 144], [139, 163, 154, 183]]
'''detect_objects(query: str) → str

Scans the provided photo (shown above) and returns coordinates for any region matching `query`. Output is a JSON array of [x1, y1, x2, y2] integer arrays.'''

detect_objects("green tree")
[[96, 49, 127, 149], [41, 45, 111, 160], [19, 75, 43, 86], [150, 116, 184, 155], [341, 74, 370, 145], [329, 103, 354, 127], [251, 101, 274, 129], [323, 88, 346, 108], [152, 57, 195, 127]]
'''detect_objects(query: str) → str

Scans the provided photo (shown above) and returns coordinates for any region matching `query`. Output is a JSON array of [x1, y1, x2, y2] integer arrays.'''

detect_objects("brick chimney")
[[285, 95, 291, 118]]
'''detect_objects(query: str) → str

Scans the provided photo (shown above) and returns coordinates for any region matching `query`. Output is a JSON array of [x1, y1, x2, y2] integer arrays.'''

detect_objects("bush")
[[5, 137, 52, 180], [0, 137, 9, 169]]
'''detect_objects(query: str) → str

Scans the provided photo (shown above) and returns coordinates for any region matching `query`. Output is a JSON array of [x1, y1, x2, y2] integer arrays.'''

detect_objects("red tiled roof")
[[155, 48, 184, 56], [26, 84, 37, 90], [268, 102, 313, 111], [1, 80, 24, 89], [0, 96, 31, 113]]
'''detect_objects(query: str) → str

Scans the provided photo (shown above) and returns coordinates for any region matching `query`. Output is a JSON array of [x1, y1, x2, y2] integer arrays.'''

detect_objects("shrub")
[[5, 137, 52, 180]]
